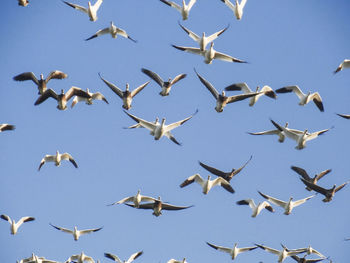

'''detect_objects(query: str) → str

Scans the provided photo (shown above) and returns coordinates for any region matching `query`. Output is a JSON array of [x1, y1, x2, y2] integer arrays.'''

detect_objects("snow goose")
[[18, 254, 60, 263], [71, 88, 108, 108], [258, 191, 314, 215], [62, 0, 103, 22], [180, 174, 234, 194], [107, 190, 156, 208], [178, 22, 229, 51], [49, 223, 103, 241], [38, 150, 78, 171], [290, 255, 326, 263], [194, 69, 257, 112], [221, 0, 248, 20], [236, 198, 274, 217], [275, 86, 324, 112], [173, 42, 247, 64], [141, 68, 187, 96], [286, 245, 326, 259], [0, 124, 15, 132], [13, 70, 68, 95], [123, 109, 197, 145], [65, 252, 95, 263], [206, 242, 257, 259], [336, 113, 350, 119], [160, 0, 196, 20], [291, 166, 331, 191], [104, 251, 143, 263], [0, 214, 35, 235], [168, 258, 187, 263], [99, 73, 149, 110], [255, 244, 307, 263], [18, 0, 29, 6], [334, 59, 350, 74], [86, 21, 137, 42]]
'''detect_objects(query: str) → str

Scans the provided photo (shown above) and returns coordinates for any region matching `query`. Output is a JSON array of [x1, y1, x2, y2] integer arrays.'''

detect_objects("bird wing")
[[226, 93, 257, 104], [300, 178, 328, 195], [260, 85, 277, 98], [247, 129, 279, 135], [116, 27, 137, 42], [291, 166, 311, 181], [256, 244, 280, 255], [335, 181, 349, 192], [225, 82, 252, 93], [194, 69, 218, 99], [34, 89, 58, 105], [93, 0, 103, 10], [80, 226, 103, 235], [230, 155, 252, 178], [212, 177, 235, 193], [276, 85, 304, 100], [62, 1, 88, 14], [131, 81, 150, 97], [293, 195, 315, 207], [214, 51, 247, 63], [65, 86, 91, 101], [160, 0, 181, 11], [309, 92, 324, 112], [123, 111, 157, 132], [198, 161, 226, 178], [258, 191, 286, 208], [239, 246, 258, 252], [180, 173, 203, 188], [45, 70, 68, 82], [126, 251, 143, 263], [49, 223, 73, 234], [315, 169, 331, 181], [129, 202, 154, 209], [260, 201, 274, 213], [0, 124, 15, 132], [305, 128, 330, 142], [270, 119, 300, 141], [187, 0, 197, 10], [13, 72, 39, 85], [61, 153, 78, 168], [108, 196, 134, 206], [17, 217, 35, 227], [206, 24, 230, 43], [92, 92, 109, 103], [221, 0, 235, 11], [236, 199, 255, 209], [336, 113, 350, 119], [164, 109, 198, 133], [172, 45, 203, 55], [161, 203, 193, 211], [178, 22, 200, 42], [0, 214, 11, 223], [104, 253, 122, 263], [164, 132, 182, 146], [206, 242, 232, 253], [141, 68, 164, 87], [85, 27, 110, 41], [170, 73, 187, 85], [99, 73, 123, 98], [240, 0, 248, 9]]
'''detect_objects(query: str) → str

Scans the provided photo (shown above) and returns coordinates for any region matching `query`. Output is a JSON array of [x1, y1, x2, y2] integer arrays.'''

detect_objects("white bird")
[[206, 242, 258, 260], [38, 150, 78, 171], [236, 199, 274, 217], [255, 244, 307, 263], [334, 59, 350, 74], [104, 251, 143, 263], [220, 0, 248, 20], [0, 214, 35, 235], [65, 252, 95, 263], [160, 0, 197, 20], [63, 0, 103, 21], [108, 190, 156, 208], [18, 0, 29, 7], [17, 254, 60, 263], [49, 223, 103, 241], [167, 258, 187, 263], [71, 88, 108, 108], [286, 245, 326, 259], [275, 85, 324, 112], [85, 21, 137, 42], [180, 174, 234, 194], [0, 124, 15, 132]]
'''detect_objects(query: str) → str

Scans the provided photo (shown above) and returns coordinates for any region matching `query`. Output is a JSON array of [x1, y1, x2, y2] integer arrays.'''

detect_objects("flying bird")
[[167, 258, 187, 263], [107, 190, 156, 208], [206, 242, 257, 260], [334, 59, 350, 74], [62, 0, 103, 21], [104, 251, 143, 263], [17, 253, 60, 263], [236, 199, 274, 217], [65, 252, 95, 263], [290, 255, 325, 263], [221, 0, 248, 20], [38, 150, 78, 171], [255, 244, 307, 263], [336, 113, 350, 119], [285, 245, 326, 259], [180, 174, 234, 194], [159, 0, 197, 20], [85, 21, 137, 42], [291, 166, 331, 191], [71, 88, 108, 108], [18, 0, 29, 7], [0, 214, 35, 235], [49, 223, 103, 241], [0, 124, 15, 132]]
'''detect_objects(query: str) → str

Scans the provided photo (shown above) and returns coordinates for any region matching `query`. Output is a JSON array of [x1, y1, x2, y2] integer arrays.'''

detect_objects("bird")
[[173, 42, 247, 64], [299, 178, 349, 202], [198, 155, 252, 182], [107, 190, 156, 208], [65, 252, 95, 263], [159, 0, 197, 20], [99, 73, 149, 110], [104, 251, 143, 263], [49, 223, 103, 241], [236, 199, 274, 217], [275, 85, 324, 112], [178, 22, 229, 51], [17, 254, 60, 263], [0, 124, 15, 132], [194, 69, 258, 112], [221, 0, 248, 20], [255, 244, 307, 263], [334, 59, 350, 74], [167, 258, 187, 263], [85, 21, 137, 42], [0, 214, 35, 235], [123, 109, 197, 145], [180, 174, 234, 194], [13, 70, 68, 95], [258, 191, 314, 215], [18, 0, 29, 7], [336, 113, 350, 119], [291, 166, 331, 191], [224, 83, 276, 106], [38, 150, 78, 171], [290, 255, 326, 263], [206, 242, 257, 260], [141, 68, 187, 96], [285, 245, 326, 259], [71, 88, 108, 108], [62, 0, 103, 22]]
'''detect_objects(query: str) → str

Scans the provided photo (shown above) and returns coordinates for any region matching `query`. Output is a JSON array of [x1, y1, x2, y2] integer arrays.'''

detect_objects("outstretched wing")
[[194, 69, 218, 99], [62, 1, 88, 14], [291, 166, 311, 181], [225, 82, 252, 93], [99, 73, 123, 98], [258, 191, 286, 208], [45, 70, 68, 82], [34, 89, 58, 105], [13, 72, 39, 85], [164, 109, 198, 133], [141, 68, 164, 87], [61, 153, 78, 168], [85, 27, 110, 41], [206, 242, 232, 254], [126, 251, 143, 263], [131, 81, 150, 97], [123, 111, 157, 132], [49, 223, 73, 234]]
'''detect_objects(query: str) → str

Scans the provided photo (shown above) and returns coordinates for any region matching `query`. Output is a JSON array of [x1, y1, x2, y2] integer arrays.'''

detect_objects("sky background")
[[1, 0, 350, 262]]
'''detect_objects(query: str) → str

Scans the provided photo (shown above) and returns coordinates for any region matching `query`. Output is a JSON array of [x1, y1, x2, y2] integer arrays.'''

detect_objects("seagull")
[[173, 42, 247, 64], [62, 0, 103, 22], [0, 124, 15, 132], [85, 21, 137, 42], [206, 242, 257, 260], [334, 59, 350, 74], [13, 70, 68, 95], [275, 86, 324, 112], [123, 109, 197, 145], [38, 150, 78, 171], [99, 73, 149, 110], [141, 68, 187, 96], [258, 191, 314, 215], [178, 22, 229, 51], [194, 69, 258, 112], [236, 199, 274, 217], [291, 166, 331, 191], [71, 88, 108, 108], [225, 83, 276, 106], [107, 190, 156, 208], [180, 174, 234, 194], [255, 244, 307, 263], [18, 0, 29, 6], [104, 251, 143, 263], [159, 0, 197, 20], [221, 0, 248, 20], [299, 178, 349, 202], [65, 252, 95, 263], [49, 223, 103, 241], [285, 245, 326, 259], [167, 258, 187, 263], [336, 113, 350, 119], [199, 156, 252, 182], [290, 255, 326, 263], [0, 214, 35, 235]]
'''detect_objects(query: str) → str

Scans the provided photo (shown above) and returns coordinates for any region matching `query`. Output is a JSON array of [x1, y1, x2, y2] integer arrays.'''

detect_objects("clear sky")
[[1, 0, 350, 262]]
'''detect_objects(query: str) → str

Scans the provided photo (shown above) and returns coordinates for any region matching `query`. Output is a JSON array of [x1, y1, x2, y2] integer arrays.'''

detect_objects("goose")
[[18, 254, 60, 263], [141, 68, 187, 96], [180, 174, 234, 194], [34, 87, 91, 110], [0, 214, 35, 235], [168, 258, 187, 263], [159, 0, 196, 20], [172, 42, 247, 64], [123, 109, 197, 145], [85, 21, 137, 42], [334, 59, 350, 74], [38, 150, 78, 171], [18, 0, 29, 6], [299, 178, 349, 202], [104, 251, 143, 263], [194, 69, 258, 112], [236, 199, 274, 217], [13, 70, 68, 95], [206, 242, 257, 260], [275, 86, 324, 112], [71, 88, 108, 108], [178, 22, 229, 51], [221, 0, 248, 20], [99, 73, 149, 110], [291, 166, 331, 191], [62, 0, 103, 22], [225, 83, 276, 106], [107, 190, 156, 208], [49, 223, 103, 241], [290, 255, 326, 263], [255, 244, 307, 263], [285, 245, 326, 259], [336, 113, 350, 119], [199, 155, 252, 182], [65, 252, 95, 263], [0, 124, 15, 132], [258, 191, 314, 215]]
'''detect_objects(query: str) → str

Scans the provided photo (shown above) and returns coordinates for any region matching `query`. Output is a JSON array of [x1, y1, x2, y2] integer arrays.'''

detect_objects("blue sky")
[[1, 0, 350, 262]]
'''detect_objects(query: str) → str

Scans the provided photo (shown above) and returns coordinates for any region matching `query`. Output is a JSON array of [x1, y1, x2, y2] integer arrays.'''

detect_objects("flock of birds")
[[4, 0, 350, 263]]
